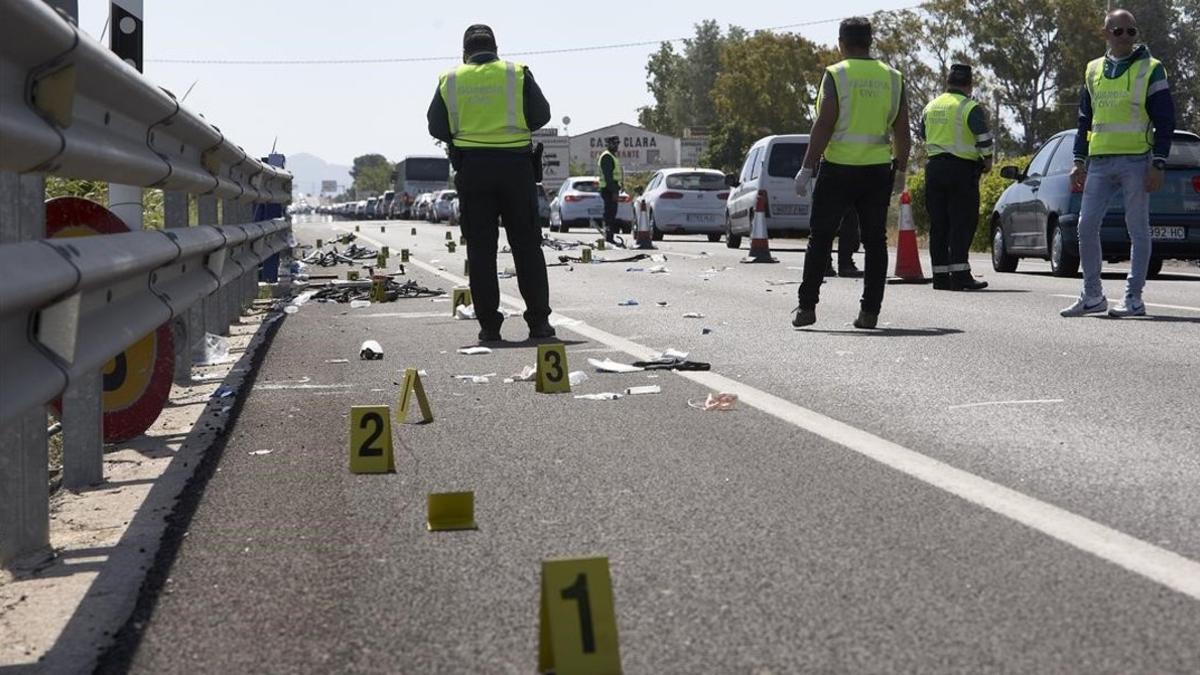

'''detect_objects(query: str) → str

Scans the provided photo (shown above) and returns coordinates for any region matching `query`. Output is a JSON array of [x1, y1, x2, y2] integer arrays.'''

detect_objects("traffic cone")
[[741, 191, 778, 264], [633, 199, 656, 250], [889, 191, 930, 284]]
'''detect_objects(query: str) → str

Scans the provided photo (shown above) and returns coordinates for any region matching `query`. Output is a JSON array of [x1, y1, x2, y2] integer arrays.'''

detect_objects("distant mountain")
[[286, 152, 352, 196]]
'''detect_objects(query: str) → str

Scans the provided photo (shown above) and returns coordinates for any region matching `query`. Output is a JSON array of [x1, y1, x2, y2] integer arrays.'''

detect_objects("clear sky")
[[77, 0, 920, 166]]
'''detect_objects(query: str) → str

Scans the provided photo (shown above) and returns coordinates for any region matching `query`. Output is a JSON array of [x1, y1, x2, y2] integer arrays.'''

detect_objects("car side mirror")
[[1000, 166, 1022, 181], [725, 173, 739, 188], [634, 186, 644, 196]]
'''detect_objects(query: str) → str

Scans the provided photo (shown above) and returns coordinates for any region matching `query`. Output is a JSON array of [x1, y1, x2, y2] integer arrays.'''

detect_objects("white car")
[[429, 189, 458, 223], [412, 193, 434, 221], [636, 168, 729, 242], [549, 177, 635, 234], [724, 134, 812, 248]]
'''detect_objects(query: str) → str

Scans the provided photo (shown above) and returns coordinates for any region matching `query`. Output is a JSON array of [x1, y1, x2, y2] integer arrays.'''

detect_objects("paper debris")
[[454, 373, 496, 384], [682, 312, 705, 319], [624, 385, 661, 395], [587, 358, 644, 373], [689, 392, 738, 411], [574, 393, 623, 401], [568, 371, 589, 386], [511, 365, 537, 382], [455, 304, 476, 320], [325, 358, 350, 364], [649, 265, 669, 274], [248, 449, 274, 456], [457, 346, 493, 355]]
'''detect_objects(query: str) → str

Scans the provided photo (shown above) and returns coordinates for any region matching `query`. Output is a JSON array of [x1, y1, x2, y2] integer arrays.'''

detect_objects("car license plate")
[[686, 214, 716, 223], [587, 208, 603, 216], [772, 204, 808, 216], [1150, 226, 1185, 240]]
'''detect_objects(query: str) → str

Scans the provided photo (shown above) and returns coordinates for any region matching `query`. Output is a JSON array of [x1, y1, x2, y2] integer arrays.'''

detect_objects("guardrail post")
[[198, 195, 225, 336], [0, 170, 50, 566], [60, 371, 103, 489], [242, 202, 256, 309], [164, 190, 199, 381], [221, 198, 242, 327]]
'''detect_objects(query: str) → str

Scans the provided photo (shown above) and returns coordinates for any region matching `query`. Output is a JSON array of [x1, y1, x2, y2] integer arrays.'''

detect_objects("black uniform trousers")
[[831, 210, 862, 270], [925, 155, 982, 274], [600, 188, 619, 239], [798, 161, 892, 314], [456, 151, 551, 330]]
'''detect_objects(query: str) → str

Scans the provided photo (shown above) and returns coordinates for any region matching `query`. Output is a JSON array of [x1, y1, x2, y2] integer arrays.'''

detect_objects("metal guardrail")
[[0, 0, 295, 566]]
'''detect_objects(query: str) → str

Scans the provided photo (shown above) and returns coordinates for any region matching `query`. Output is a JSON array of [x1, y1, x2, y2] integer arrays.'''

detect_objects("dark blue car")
[[991, 130, 1200, 277]]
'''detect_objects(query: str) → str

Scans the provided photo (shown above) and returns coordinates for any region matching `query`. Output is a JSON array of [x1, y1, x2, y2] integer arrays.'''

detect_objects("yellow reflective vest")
[[597, 150, 623, 190], [821, 58, 903, 166], [923, 91, 983, 161], [1086, 55, 1160, 156], [438, 60, 531, 149]]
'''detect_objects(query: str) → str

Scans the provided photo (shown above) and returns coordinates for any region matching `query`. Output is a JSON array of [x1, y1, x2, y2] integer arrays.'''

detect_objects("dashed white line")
[[948, 399, 1066, 410], [344, 225, 1200, 601]]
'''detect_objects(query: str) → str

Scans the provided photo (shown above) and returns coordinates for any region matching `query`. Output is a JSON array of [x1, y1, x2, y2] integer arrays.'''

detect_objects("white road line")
[[339, 225, 1200, 600], [948, 399, 1065, 410], [1050, 294, 1200, 313], [357, 311, 451, 320]]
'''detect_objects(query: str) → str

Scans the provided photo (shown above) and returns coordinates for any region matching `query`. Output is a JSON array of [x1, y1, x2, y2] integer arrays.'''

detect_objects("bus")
[[393, 156, 450, 217]]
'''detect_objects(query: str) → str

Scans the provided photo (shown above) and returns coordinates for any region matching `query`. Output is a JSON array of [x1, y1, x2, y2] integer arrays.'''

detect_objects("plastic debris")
[[702, 328, 714, 335], [574, 393, 623, 401], [690, 392, 738, 411], [458, 347, 493, 355], [587, 358, 644, 373], [360, 340, 384, 360], [454, 373, 496, 384], [284, 305, 300, 314], [624, 385, 662, 395], [625, 267, 645, 272], [248, 449, 274, 456], [199, 333, 232, 365], [349, 300, 372, 309], [326, 358, 350, 364], [216, 386, 237, 398], [455, 304, 477, 320], [618, 299, 640, 306], [568, 371, 589, 386], [656, 301, 669, 307], [510, 365, 537, 382], [649, 265, 669, 274], [682, 312, 705, 319]]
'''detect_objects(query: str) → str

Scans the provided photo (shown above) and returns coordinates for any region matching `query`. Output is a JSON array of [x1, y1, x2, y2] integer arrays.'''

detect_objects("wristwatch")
[[1152, 158, 1166, 170]]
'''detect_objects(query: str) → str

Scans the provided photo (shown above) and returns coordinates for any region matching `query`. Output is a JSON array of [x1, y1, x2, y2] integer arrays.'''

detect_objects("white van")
[[724, 134, 811, 247]]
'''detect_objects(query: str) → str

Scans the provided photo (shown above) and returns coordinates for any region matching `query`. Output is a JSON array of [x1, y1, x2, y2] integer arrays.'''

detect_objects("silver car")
[[429, 190, 458, 223]]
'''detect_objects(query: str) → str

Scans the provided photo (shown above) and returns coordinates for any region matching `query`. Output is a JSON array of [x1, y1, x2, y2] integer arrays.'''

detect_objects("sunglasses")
[[1109, 27, 1138, 36]]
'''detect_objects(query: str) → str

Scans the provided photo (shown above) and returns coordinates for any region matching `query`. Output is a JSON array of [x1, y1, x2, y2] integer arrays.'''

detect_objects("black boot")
[[838, 260, 864, 278], [951, 271, 989, 291], [932, 273, 953, 290]]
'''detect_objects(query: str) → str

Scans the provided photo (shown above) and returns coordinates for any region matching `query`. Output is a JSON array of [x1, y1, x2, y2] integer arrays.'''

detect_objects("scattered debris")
[[587, 358, 644, 373], [682, 312, 705, 319], [326, 358, 350, 364], [248, 449, 274, 456], [689, 393, 738, 411], [574, 393, 622, 401], [199, 333, 232, 365], [618, 299, 639, 306], [455, 304, 477, 320], [510, 365, 537, 382], [349, 300, 372, 309], [454, 374, 495, 384], [656, 301, 669, 307], [633, 349, 711, 371], [624, 385, 661, 395], [458, 347, 493, 355], [649, 265, 669, 274], [359, 340, 384, 360], [309, 279, 442, 304], [702, 328, 714, 335], [568, 371, 589, 386]]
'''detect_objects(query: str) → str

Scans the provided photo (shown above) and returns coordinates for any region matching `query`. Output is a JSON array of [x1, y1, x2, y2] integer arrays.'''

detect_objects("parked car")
[[354, 200, 367, 219], [412, 193, 434, 221], [451, 196, 460, 223], [429, 189, 458, 223], [365, 197, 379, 220], [991, 129, 1200, 277], [548, 177, 634, 233], [636, 168, 729, 242], [724, 134, 812, 248], [378, 191, 395, 220]]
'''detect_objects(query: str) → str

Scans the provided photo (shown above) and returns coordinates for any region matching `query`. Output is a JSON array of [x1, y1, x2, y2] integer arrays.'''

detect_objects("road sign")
[[539, 556, 622, 674], [321, 180, 338, 193], [349, 405, 395, 474], [536, 344, 571, 394], [46, 197, 174, 443]]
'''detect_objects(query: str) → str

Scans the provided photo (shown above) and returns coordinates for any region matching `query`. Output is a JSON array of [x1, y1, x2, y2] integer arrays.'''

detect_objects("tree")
[[349, 154, 392, 196], [1112, 0, 1200, 130], [637, 21, 745, 136], [707, 31, 829, 165]]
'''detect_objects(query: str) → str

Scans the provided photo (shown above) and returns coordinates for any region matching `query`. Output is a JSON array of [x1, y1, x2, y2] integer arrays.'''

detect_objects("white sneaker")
[[1108, 297, 1146, 317], [1060, 295, 1108, 317]]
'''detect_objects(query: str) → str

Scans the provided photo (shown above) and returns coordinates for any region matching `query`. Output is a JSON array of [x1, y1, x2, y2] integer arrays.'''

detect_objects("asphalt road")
[[103, 215, 1200, 674]]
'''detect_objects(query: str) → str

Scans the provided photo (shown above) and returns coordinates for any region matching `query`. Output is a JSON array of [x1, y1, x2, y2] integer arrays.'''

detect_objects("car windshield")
[[767, 142, 808, 178], [440, 192, 457, 201], [1167, 138, 1200, 167], [572, 181, 600, 193], [665, 172, 725, 191]]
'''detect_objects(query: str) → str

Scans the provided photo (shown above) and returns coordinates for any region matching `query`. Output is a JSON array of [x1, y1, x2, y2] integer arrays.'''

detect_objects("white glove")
[[794, 167, 813, 197]]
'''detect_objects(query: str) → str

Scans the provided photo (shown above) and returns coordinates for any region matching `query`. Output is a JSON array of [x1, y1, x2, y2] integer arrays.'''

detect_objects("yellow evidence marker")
[[427, 491, 476, 531], [396, 368, 433, 424], [381, 245, 390, 258], [539, 557, 622, 675], [447, 241, 457, 253], [445, 231, 454, 240], [355, 225, 360, 232], [348, 405, 395, 474], [376, 253, 387, 268], [459, 235, 467, 245], [371, 276, 388, 302], [401, 248, 410, 262], [347, 270, 359, 281], [581, 247, 592, 264], [451, 287, 473, 316], [535, 344, 571, 394], [381, 225, 387, 233], [595, 239, 606, 251], [411, 227, 417, 235]]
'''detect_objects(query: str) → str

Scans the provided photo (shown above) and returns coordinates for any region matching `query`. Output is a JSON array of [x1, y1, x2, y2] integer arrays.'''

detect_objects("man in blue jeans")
[[1061, 8, 1175, 318]]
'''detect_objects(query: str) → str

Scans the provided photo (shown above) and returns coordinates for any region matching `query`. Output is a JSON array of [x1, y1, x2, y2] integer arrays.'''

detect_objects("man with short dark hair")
[[920, 64, 993, 291], [793, 17, 911, 329], [427, 25, 556, 342], [1061, 9, 1174, 318]]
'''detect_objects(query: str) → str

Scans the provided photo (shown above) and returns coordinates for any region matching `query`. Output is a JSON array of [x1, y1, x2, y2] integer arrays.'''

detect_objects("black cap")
[[463, 24, 497, 53], [948, 64, 973, 86]]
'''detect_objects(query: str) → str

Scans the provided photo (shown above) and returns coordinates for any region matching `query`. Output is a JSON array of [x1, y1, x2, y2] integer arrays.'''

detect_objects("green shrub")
[[905, 155, 1031, 251]]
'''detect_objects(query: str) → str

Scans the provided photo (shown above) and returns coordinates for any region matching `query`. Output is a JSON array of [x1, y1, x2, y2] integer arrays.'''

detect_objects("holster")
[[531, 142, 544, 183]]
